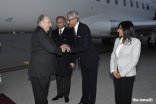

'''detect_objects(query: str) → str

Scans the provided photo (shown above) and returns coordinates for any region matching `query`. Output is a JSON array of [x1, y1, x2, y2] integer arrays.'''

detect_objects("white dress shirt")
[[74, 21, 79, 35]]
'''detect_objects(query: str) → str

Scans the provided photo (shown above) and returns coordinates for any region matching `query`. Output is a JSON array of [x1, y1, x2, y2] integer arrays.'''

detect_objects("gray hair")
[[37, 14, 45, 25], [67, 10, 79, 20]]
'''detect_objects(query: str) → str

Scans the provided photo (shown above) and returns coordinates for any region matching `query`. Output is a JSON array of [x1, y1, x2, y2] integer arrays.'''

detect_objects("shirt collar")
[[44, 29, 47, 33], [59, 26, 65, 33]]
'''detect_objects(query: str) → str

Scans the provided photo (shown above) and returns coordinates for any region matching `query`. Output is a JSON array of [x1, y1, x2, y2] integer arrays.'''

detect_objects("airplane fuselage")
[[0, 0, 156, 38]]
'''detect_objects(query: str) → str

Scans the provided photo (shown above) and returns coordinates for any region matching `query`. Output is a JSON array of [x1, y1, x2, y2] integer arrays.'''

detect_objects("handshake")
[[60, 44, 71, 53]]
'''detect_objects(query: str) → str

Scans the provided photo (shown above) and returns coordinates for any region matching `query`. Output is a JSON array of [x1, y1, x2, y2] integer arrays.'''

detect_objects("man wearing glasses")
[[61, 10, 99, 104]]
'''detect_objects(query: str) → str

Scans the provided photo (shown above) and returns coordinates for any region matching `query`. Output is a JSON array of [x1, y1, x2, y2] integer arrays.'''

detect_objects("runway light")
[[23, 61, 29, 65]]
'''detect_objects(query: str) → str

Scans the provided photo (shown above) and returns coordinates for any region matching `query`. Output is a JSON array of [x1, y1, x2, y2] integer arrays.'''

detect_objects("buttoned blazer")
[[51, 27, 76, 76], [110, 37, 141, 77]]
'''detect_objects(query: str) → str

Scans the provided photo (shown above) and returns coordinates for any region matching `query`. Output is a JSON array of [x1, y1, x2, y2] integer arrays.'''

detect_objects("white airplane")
[[0, 0, 156, 48]]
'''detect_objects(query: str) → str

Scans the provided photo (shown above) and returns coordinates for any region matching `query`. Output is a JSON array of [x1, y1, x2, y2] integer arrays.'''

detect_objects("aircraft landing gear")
[[102, 38, 115, 45], [147, 33, 156, 49]]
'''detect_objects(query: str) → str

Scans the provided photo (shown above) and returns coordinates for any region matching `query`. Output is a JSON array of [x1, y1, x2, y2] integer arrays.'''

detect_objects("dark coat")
[[70, 22, 100, 69], [51, 27, 76, 76], [28, 26, 62, 77]]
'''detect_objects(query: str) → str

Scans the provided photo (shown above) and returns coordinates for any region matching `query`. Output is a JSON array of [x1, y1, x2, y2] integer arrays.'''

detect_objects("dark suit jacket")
[[28, 26, 62, 77], [51, 27, 76, 76], [70, 22, 99, 69]]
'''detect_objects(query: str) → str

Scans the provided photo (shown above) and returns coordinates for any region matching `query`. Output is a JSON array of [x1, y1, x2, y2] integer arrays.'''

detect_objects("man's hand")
[[61, 44, 70, 52], [70, 63, 75, 68], [60, 47, 65, 53]]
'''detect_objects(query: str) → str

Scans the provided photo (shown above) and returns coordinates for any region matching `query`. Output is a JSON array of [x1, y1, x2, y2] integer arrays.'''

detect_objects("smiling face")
[[117, 25, 124, 37]]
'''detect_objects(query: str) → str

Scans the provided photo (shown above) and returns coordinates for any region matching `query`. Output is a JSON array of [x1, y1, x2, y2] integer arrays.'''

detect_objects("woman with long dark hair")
[[110, 21, 141, 104]]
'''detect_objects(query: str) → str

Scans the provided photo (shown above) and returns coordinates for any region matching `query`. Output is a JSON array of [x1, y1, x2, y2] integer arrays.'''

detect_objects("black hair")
[[56, 16, 66, 24], [118, 21, 137, 44]]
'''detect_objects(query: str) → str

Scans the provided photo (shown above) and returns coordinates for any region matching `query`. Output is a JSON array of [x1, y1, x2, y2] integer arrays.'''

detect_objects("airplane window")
[[147, 4, 149, 10], [130, 0, 133, 7], [142, 3, 145, 9], [115, 0, 118, 5], [106, 0, 110, 3], [123, 0, 126, 6], [136, 1, 139, 8]]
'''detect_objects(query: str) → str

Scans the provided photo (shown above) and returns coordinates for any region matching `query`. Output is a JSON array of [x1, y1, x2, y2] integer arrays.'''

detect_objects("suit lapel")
[[114, 38, 120, 53], [77, 23, 80, 37], [72, 28, 77, 44], [76, 22, 81, 43], [117, 39, 130, 58], [39, 26, 56, 46]]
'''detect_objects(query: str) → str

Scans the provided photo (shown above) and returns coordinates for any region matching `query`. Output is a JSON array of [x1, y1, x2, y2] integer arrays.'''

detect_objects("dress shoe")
[[52, 95, 63, 101], [64, 97, 69, 103]]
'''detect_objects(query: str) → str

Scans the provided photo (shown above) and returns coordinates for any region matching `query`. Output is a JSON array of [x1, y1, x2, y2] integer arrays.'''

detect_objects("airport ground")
[[0, 33, 156, 104]]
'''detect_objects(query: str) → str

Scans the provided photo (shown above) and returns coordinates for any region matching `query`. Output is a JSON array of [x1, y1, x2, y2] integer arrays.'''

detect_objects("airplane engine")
[[88, 20, 116, 44], [88, 20, 112, 38]]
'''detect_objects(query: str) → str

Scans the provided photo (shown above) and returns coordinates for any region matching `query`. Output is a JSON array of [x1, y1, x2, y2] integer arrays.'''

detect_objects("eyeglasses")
[[66, 17, 76, 22]]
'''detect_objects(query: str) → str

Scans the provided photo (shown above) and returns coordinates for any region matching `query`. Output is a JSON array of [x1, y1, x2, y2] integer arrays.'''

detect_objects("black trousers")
[[80, 62, 98, 104], [56, 75, 71, 97], [31, 76, 50, 104], [114, 76, 135, 104]]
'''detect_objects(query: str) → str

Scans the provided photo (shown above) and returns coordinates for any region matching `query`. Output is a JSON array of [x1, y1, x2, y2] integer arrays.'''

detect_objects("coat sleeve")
[[69, 32, 76, 64], [120, 39, 141, 76], [37, 32, 62, 55], [70, 25, 90, 53]]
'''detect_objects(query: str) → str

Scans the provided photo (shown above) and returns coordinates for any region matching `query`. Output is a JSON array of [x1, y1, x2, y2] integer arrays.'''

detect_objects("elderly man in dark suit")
[[28, 14, 64, 104], [61, 10, 99, 104], [51, 16, 76, 103]]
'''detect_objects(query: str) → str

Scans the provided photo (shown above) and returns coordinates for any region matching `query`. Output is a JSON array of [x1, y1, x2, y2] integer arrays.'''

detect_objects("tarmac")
[[0, 33, 156, 104]]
